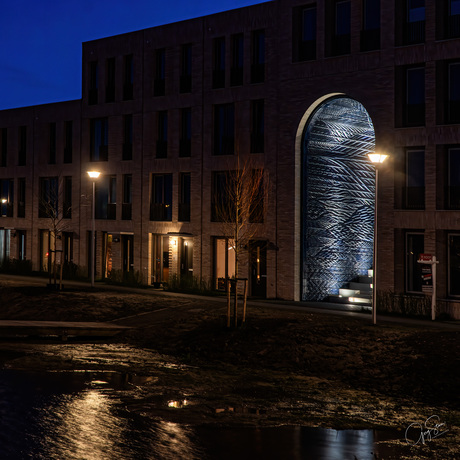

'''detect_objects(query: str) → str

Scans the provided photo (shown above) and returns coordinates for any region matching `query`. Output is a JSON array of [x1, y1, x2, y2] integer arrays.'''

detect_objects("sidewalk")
[[1, 273, 459, 331]]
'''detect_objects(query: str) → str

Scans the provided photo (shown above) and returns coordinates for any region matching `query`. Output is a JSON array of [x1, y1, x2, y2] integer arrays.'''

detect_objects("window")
[[405, 66, 425, 126], [447, 147, 460, 209], [405, 0, 425, 44], [17, 230, 26, 260], [448, 234, 460, 296], [123, 114, 133, 160], [250, 99, 264, 153], [214, 237, 236, 290], [0, 179, 13, 217], [106, 57, 116, 103], [211, 171, 234, 221], [361, 0, 380, 51], [64, 121, 73, 163], [95, 175, 116, 220], [333, 1, 351, 55], [90, 118, 108, 161], [231, 34, 244, 86], [18, 126, 26, 166], [122, 174, 132, 220], [213, 104, 234, 156], [89, 61, 98, 105], [213, 37, 226, 89], [17, 177, 25, 218], [154, 49, 166, 96], [406, 232, 424, 293], [63, 176, 72, 219], [250, 169, 265, 223], [251, 29, 265, 83], [150, 174, 172, 221], [448, 0, 460, 37], [404, 149, 425, 209], [179, 173, 191, 222], [39, 177, 58, 218], [123, 54, 134, 100], [447, 62, 460, 123], [156, 111, 168, 158], [293, 5, 317, 61], [180, 44, 192, 93], [1, 127, 7, 167], [180, 108, 191, 157], [49, 122, 56, 164]]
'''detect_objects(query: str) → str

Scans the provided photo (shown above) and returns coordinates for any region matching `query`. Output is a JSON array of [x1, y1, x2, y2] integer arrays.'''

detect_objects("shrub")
[[107, 269, 144, 287], [0, 258, 32, 275], [165, 274, 215, 295], [377, 290, 431, 317]]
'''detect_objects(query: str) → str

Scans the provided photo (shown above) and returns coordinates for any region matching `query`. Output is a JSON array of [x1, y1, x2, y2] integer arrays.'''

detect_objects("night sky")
[[0, 0, 267, 110]]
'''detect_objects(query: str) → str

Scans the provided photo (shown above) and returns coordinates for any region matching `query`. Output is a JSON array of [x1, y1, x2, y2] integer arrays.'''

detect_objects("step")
[[328, 293, 372, 305], [349, 281, 372, 292]]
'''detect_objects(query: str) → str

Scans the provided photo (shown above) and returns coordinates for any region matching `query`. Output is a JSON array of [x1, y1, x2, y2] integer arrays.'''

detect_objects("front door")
[[122, 235, 134, 273], [250, 240, 267, 297]]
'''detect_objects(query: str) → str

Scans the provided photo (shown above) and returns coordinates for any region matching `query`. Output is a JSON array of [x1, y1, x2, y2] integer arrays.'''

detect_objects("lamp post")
[[87, 171, 101, 287], [368, 153, 388, 325]]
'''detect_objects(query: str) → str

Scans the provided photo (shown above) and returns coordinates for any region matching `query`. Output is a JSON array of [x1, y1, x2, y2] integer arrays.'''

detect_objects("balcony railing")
[[180, 74, 191, 93], [178, 203, 190, 222], [122, 203, 132, 220], [360, 29, 380, 52], [150, 203, 172, 221], [403, 186, 425, 209], [251, 63, 265, 84], [405, 20, 425, 45]]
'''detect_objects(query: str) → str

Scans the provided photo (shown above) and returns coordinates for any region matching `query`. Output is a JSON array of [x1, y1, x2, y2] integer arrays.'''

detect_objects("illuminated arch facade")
[[302, 97, 376, 301]]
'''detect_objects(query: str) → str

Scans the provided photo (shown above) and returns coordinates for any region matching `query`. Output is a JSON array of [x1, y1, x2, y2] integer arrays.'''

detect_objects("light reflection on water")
[[0, 369, 404, 459]]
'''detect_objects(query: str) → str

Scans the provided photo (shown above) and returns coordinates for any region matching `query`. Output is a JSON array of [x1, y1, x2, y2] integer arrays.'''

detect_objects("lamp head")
[[368, 153, 388, 164], [87, 171, 101, 179]]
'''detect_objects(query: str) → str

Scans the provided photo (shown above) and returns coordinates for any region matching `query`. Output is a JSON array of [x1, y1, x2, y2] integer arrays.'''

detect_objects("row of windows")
[[397, 61, 460, 127], [0, 170, 265, 224], [0, 100, 265, 167], [87, 29, 265, 105], [396, 145, 460, 210], [293, 0, 460, 61]]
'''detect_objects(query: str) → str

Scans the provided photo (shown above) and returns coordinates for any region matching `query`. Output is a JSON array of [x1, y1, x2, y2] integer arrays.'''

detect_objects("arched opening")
[[301, 96, 375, 301]]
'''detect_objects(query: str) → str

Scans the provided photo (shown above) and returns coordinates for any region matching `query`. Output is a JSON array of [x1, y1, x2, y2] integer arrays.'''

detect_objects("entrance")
[[301, 96, 376, 301], [122, 235, 134, 273], [250, 240, 267, 297], [152, 234, 169, 285], [180, 238, 193, 278]]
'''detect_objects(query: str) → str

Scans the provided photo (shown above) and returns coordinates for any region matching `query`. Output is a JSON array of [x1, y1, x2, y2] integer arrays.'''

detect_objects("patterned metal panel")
[[302, 97, 375, 301]]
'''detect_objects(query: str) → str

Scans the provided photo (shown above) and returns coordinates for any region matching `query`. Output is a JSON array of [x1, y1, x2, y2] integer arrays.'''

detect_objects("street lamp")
[[368, 153, 388, 325], [87, 171, 101, 287]]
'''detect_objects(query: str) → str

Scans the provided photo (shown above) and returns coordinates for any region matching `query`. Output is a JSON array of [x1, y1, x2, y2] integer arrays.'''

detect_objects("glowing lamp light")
[[368, 153, 388, 164], [1, 199, 6, 203], [87, 171, 101, 179]]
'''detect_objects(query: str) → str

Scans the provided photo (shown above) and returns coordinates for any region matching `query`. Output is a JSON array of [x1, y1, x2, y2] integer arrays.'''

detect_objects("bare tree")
[[213, 154, 269, 325], [39, 175, 72, 289]]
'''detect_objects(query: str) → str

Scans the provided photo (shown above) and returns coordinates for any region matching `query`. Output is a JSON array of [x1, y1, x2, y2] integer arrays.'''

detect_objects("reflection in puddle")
[[0, 369, 408, 459]]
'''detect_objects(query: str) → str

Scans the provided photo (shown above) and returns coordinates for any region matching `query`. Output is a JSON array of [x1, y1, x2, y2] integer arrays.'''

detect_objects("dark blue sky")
[[0, 0, 267, 110]]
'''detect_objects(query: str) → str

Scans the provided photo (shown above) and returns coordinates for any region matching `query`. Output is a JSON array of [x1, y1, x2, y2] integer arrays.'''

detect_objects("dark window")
[[405, 66, 425, 126], [405, 0, 425, 44], [17, 177, 25, 218], [447, 147, 460, 209], [123, 114, 133, 160], [361, 0, 380, 51], [63, 176, 72, 219], [180, 44, 192, 93], [123, 54, 134, 100], [49, 122, 56, 164], [122, 174, 132, 220], [150, 174, 172, 221], [406, 232, 424, 293], [213, 104, 234, 156], [447, 62, 460, 123], [250, 99, 264, 153], [1, 128, 7, 167], [179, 173, 191, 222], [249, 169, 265, 223], [213, 37, 226, 89], [156, 111, 168, 158], [106, 57, 116, 103], [251, 29, 265, 83], [180, 108, 192, 157], [332, 0, 351, 55], [404, 149, 425, 209], [89, 61, 98, 105], [64, 121, 73, 163], [231, 34, 244, 86], [18, 126, 26, 166], [39, 177, 58, 218], [293, 5, 317, 61], [448, 233, 460, 296], [95, 175, 116, 220], [154, 49, 166, 96], [0, 179, 13, 217], [211, 171, 234, 222], [448, 0, 460, 38], [90, 118, 108, 161]]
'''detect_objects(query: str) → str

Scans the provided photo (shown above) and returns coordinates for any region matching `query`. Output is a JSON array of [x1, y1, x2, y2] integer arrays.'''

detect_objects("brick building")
[[1, 0, 460, 318]]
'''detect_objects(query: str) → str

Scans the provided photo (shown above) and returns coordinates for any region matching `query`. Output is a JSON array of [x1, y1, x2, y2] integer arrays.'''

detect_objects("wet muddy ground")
[[0, 280, 459, 459]]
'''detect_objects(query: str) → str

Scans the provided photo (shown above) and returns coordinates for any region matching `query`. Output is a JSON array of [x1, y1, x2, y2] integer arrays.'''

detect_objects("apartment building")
[[1, 1, 460, 318]]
